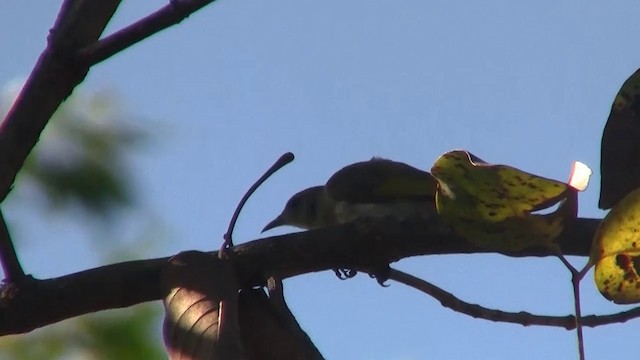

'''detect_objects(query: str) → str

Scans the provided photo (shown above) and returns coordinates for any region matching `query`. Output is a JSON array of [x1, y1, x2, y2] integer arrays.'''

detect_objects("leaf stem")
[[221, 152, 294, 255]]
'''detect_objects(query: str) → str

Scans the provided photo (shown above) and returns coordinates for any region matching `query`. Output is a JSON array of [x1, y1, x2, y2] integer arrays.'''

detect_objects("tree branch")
[[0, 209, 24, 281], [0, 216, 600, 336], [387, 268, 640, 329], [79, 0, 220, 66], [0, 0, 223, 202], [0, 0, 122, 201]]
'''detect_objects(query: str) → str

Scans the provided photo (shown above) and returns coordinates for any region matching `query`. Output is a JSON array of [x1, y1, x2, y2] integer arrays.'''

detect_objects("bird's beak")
[[262, 214, 285, 233]]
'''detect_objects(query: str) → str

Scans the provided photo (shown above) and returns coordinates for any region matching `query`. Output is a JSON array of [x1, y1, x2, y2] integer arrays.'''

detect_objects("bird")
[[261, 185, 338, 231], [262, 158, 438, 232]]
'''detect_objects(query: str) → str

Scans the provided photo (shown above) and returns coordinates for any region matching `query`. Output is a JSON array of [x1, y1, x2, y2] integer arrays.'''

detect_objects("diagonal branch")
[[0, 0, 122, 202], [79, 0, 220, 66], [0, 216, 600, 336], [0, 209, 24, 281], [0, 0, 223, 203]]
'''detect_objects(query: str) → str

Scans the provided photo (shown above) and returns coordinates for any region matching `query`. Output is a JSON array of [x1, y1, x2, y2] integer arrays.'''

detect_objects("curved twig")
[[554, 252, 586, 359], [386, 267, 640, 329], [221, 152, 294, 253]]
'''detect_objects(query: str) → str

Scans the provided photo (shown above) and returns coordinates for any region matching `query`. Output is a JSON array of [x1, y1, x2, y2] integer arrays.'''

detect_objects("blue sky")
[[2, 1, 640, 359]]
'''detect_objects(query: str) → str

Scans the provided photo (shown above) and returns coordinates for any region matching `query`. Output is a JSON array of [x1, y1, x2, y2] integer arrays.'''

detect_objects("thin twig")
[[572, 274, 586, 360], [221, 152, 294, 255], [0, 209, 24, 281], [554, 252, 586, 360], [386, 267, 640, 329], [78, 0, 218, 66]]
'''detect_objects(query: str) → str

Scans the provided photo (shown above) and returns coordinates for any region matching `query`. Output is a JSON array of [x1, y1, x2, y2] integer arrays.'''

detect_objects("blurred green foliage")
[[0, 80, 164, 359], [1, 305, 164, 360], [2, 80, 145, 217]]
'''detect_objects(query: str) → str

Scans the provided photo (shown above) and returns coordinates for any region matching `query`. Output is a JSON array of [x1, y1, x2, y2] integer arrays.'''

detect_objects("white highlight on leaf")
[[568, 161, 592, 191]]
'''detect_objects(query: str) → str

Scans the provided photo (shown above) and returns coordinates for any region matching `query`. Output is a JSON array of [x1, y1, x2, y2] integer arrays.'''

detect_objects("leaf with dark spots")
[[592, 187, 640, 304], [431, 150, 591, 252]]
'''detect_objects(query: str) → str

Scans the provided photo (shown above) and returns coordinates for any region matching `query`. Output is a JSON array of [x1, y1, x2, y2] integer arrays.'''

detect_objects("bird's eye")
[[288, 197, 299, 209]]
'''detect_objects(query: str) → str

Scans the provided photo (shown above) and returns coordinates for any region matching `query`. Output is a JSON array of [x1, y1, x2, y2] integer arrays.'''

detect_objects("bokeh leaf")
[[1, 80, 145, 217], [0, 304, 164, 360], [0, 80, 158, 359], [599, 67, 640, 209], [592, 187, 640, 304], [431, 150, 589, 252]]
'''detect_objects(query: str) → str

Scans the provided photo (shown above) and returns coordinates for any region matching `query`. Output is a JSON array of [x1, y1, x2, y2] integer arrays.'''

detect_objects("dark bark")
[[0, 216, 599, 336]]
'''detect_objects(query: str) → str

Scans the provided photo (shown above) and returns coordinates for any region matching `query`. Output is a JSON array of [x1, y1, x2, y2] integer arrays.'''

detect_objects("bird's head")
[[262, 186, 334, 232]]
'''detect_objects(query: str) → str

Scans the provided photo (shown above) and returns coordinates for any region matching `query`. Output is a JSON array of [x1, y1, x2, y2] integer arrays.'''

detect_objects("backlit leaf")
[[162, 251, 244, 359], [431, 150, 589, 252], [592, 187, 640, 304]]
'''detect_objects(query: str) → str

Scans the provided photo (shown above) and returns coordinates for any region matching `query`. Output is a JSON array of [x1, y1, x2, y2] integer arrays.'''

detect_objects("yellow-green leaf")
[[431, 150, 582, 252], [592, 187, 640, 304]]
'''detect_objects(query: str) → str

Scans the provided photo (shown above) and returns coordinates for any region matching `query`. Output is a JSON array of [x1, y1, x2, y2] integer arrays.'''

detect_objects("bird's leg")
[[332, 265, 391, 287]]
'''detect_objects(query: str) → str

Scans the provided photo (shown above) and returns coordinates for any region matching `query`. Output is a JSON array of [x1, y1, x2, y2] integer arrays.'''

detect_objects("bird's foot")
[[333, 268, 358, 280]]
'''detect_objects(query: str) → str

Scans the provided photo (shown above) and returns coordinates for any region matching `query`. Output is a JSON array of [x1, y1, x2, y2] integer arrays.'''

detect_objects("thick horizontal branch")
[[0, 216, 600, 336]]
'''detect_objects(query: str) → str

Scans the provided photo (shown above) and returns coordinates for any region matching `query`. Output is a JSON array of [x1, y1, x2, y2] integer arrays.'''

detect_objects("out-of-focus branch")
[[0, 216, 600, 336]]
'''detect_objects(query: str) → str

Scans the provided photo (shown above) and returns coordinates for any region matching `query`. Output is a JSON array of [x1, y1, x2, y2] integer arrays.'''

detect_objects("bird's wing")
[[325, 158, 438, 203]]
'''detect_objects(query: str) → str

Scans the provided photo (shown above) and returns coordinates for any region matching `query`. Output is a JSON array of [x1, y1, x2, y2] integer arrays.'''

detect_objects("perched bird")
[[261, 186, 338, 231], [262, 158, 438, 232]]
